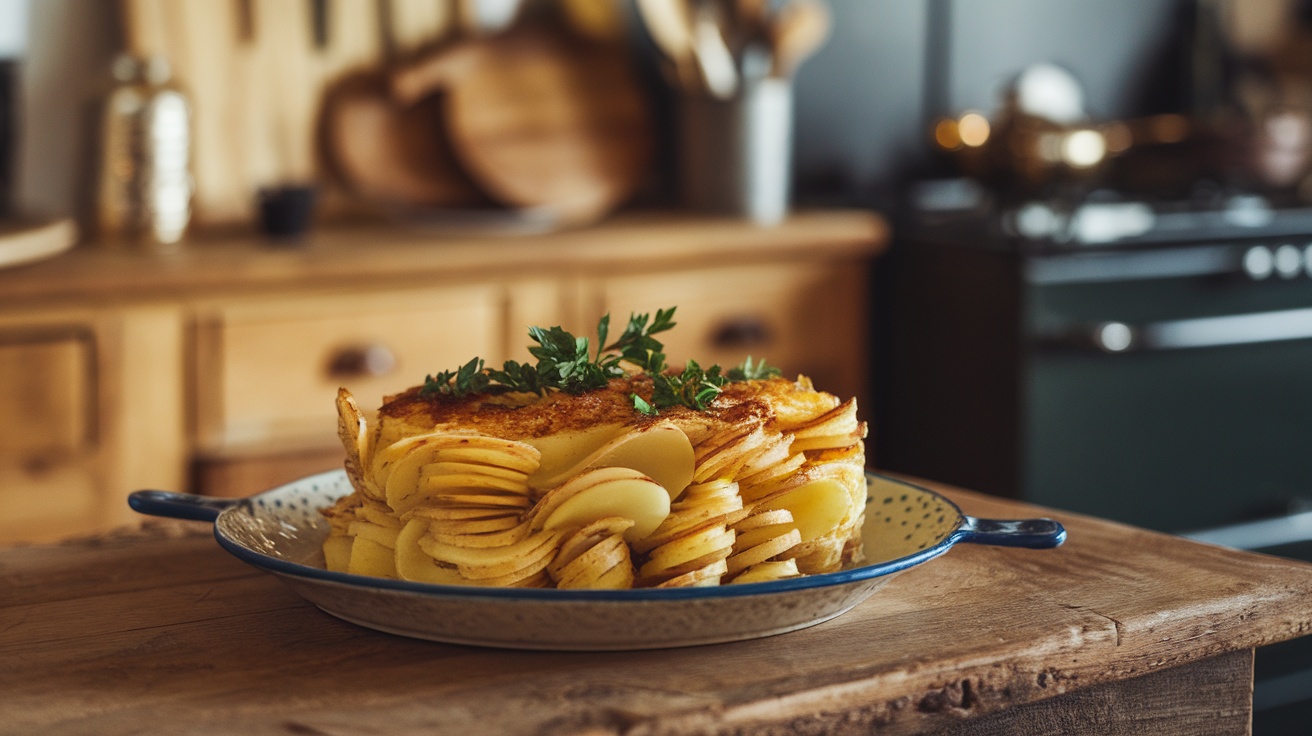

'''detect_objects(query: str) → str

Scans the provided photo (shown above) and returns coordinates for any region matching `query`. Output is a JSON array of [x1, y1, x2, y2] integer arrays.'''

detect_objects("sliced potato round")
[[654, 557, 728, 588], [726, 527, 802, 575], [322, 534, 353, 573], [758, 478, 852, 543], [434, 445, 542, 475], [528, 422, 694, 499], [347, 520, 401, 550], [535, 467, 671, 541], [523, 424, 627, 490], [430, 518, 533, 548], [347, 536, 397, 578], [640, 524, 735, 577], [419, 528, 562, 579], [394, 517, 464, 584], [729, 559, 801, 584]]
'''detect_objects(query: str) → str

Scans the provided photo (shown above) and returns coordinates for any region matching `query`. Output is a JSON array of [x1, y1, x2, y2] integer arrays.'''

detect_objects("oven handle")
[[1038, 306, 1312, 353], [1183, 509, 1312, 551]]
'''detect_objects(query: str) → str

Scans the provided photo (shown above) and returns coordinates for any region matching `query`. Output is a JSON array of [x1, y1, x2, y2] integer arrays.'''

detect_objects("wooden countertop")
[[0, 210, 887, 307], [4, 478, 1311, 735]]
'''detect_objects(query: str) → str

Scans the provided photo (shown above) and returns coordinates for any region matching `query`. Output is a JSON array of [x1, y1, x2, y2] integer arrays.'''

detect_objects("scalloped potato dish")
[[321, 310, 867, 589]]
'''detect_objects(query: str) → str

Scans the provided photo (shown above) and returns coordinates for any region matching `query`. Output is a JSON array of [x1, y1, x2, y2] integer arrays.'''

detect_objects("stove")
[[876, 179, 1312, 732], [909, 178, 1312, 246]]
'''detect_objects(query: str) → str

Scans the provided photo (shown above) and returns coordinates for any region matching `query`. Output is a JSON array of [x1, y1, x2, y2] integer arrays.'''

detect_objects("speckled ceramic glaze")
[[129, 471, 1065, 650]]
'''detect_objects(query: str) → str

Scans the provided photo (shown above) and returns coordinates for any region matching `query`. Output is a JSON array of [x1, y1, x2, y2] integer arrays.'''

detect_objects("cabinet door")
[[587, 260, 869, 405], [0, 326, 98, 541], [192, 284, 504, 454], [0, 307, 187, 544], [503, 277, 579, 361]]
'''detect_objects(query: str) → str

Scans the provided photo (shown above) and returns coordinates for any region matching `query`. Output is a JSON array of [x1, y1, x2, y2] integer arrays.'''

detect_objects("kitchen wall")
[[792, 0, 1188, 202], [7, 0, 1189, 220], [9, 0, 119, 219]]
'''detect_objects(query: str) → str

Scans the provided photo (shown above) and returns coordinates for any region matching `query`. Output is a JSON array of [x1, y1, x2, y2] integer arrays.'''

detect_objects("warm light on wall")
[[933, 111, 990, 151], [957, 112, 990, 147]]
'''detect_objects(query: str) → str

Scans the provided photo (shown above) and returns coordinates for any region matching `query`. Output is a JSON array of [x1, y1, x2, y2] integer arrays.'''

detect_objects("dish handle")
[[128, 490, 241, 523], [958, 516, 1067, 549]]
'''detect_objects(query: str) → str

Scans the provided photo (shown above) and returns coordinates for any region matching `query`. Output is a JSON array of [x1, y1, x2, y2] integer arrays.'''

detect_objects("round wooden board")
[[396, 32, 654, 225], [319, 71, 490, 209]]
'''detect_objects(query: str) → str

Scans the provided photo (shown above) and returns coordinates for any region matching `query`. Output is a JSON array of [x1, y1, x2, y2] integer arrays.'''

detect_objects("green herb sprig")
[[421, 307, 781, 415]]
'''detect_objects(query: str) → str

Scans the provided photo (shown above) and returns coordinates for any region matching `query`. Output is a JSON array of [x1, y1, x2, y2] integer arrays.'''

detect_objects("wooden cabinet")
[[0, 306, 186, 541], [192, 285, 505, 453], [586, 260, 868, 400], [0, 320, 98, 540], [0, 211, 885, 543]]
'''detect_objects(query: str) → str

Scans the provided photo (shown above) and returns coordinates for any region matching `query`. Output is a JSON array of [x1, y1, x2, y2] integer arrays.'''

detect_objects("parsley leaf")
[[644, 359, 728, 414], [421, 357, 489, 397], [727, 355, 783, 381]]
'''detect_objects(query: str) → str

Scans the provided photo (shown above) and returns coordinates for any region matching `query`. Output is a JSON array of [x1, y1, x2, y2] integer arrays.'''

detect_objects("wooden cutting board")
[[318, 71, 490, 208], [119, 0, 651, 227], [391, 29, 654, 225]]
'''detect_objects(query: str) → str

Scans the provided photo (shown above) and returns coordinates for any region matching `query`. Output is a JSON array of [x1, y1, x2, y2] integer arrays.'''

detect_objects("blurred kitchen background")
[[4, 0, 1312, 730], [7, 0, 1224, 221]]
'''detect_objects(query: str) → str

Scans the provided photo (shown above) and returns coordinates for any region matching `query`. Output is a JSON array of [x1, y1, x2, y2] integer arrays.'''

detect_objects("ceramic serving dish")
[[129, 471, 1065, 650]]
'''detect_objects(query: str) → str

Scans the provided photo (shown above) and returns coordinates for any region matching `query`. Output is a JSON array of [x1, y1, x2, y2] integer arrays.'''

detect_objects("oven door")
[[1023, 253, 1312, 734], [1024, 251, 1312, 533]]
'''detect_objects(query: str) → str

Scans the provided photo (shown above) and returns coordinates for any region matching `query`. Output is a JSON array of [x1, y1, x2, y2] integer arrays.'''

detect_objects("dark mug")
[[257, 184, 319, 240]]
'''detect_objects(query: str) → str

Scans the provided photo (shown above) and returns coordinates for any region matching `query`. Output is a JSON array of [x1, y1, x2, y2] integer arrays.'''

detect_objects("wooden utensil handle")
[[390, 41, 483, 104]]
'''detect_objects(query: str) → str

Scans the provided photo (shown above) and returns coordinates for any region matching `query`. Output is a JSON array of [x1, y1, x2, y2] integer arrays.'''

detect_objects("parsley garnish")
[[421, 307, 780, 415], [638, 359, 728, 416], [727, 355, 783, 381]]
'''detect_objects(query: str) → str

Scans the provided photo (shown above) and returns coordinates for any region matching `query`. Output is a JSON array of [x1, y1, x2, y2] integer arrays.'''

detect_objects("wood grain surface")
[[3, 481, 1311, 735]]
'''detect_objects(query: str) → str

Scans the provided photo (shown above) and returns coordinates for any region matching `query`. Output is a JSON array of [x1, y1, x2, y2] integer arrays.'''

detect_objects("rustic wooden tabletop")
[[4, 479, 1310, 735]]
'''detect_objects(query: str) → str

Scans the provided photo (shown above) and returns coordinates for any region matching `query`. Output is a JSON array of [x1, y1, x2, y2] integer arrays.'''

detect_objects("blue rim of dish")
[[208, 471, 974, 602]]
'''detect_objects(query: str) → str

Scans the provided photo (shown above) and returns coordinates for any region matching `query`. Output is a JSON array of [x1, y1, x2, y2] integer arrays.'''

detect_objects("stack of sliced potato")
[[322, 373, 868, 589], [417, 525, 563, 587], [633, 479, 743, 586], [634, 479, 744, 555], [691, 421, 767, 484], [373, 434, 539, 514], [642, 524, 733, 587], [786, 398, 865, 456], [322, 495, 405, 579], [547, 517, 636, 589], [727, 509, 804, 584]]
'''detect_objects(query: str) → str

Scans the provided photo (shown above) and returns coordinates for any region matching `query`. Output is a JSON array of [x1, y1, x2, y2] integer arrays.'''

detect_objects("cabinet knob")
[[711, 316, 774, 349], [327, 344, 397, 379]]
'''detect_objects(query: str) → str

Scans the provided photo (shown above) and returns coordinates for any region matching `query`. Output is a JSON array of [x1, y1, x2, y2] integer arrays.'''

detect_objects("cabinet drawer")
[[591, 261, 868, 401], [194, 286, 502, 452]]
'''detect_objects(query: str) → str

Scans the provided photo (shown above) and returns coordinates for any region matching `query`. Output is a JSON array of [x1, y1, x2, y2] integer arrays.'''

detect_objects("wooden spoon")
[[635, 0, 699, 91], [691, 0, 739, 99], [769, 0, 831, 79]]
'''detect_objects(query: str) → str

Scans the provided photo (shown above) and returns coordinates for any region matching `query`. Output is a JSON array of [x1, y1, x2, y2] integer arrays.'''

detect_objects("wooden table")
[[5, 480, 1312, 735]]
